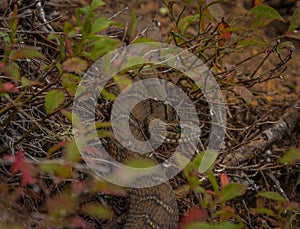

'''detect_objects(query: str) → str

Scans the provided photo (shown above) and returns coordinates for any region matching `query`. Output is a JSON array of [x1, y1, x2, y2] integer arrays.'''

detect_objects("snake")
[[105, 80, 203, 228], [73, 25, 202, 229]]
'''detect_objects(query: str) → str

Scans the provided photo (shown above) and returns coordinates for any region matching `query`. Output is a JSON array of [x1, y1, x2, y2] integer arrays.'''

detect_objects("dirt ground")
[[92, 0, 300, 97]]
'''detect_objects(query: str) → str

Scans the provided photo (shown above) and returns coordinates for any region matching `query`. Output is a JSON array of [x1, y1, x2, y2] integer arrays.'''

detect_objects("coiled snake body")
[[75, 74, 201, 228], [74, 28, 202, 229], [103, 83, 189, 229]]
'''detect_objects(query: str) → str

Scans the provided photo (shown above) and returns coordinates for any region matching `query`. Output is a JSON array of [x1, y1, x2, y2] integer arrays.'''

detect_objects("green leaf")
[[45, 90, 65, 114], [182, 222, 215, 229], [0, 31, 10, 45], [65, 140, 81, 162], [278, 148, 300, 165], [61, 109, 73, 123], [75, 7, 88, 28], [237, 38, 266, 47], [251, 207, 275, 216], [47, 141, 67, 155], [9, 5, 18, 39], [207, 170, 219, 194], [82, 17, 92, 37], [250, 5, 285, 22], [92, 17, 112, 33], [191, 152, 205, 168], [215, 221, 244, 229], [288, 8, 300, 32], [198, 150, 218, 173], [21, 77, 30, 87], [94, 121, 112, 129], [56, 62, 63, 75], [220, 183, 246, 203], [121, 56, 146, 70], [187, 175, 201, 187], [83, 37, 120, 60], [183, 157, 201, 187], [130, 10, 137, 39], [132, 36, 160, 43], [100, 88, 117, 101], [83, 203, 111, 219], [178, 15, 198, 35], [113, 75, 132, 91], [5, 62, 20, 83], [62, 73, 81, 95], [213, 209, 243, 227], [257, 191, 287, 203], [76, 6, 90, 18], [48, 33, 59, 41], [97, 130, 113, 138], [183, 221, 243, 229], [126, 158, 156, 168], [62, 57, 88, 72], [64, 21, 77, 38], [10, 48, 45, 61], [90, 0, 105, 11], [40, 161, 72, 178], [252, 15, 269, 28], [276, 41, 295, 53]]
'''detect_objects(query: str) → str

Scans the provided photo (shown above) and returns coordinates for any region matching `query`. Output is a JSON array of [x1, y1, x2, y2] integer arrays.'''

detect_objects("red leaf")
[[21, 167, 35, 187], [1, 82, 19, 93], [11, 151, 25, 173], [253, 0, 264, 7], [62, 57, 88, 73], [225, 205, 235, 213], [217, 18, 232, 46], [47, 141, 68, 155], [70, 216, 87, 229], [220, 173, 230, 187], [206, 189, 215, 195], [65, 38, 74, 56], [72, 181, 87, 195], [179, 208, 208, 228], [10, 48, 45, 61], [11, 151, 36, 186], [47, 194, 76, 216], [0, 61, 5, 69], [3, 154, 14, 161]]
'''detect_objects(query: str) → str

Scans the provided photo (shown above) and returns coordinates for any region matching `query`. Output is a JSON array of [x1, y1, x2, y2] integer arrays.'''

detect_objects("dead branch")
[[220, 102, 300, 166]]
